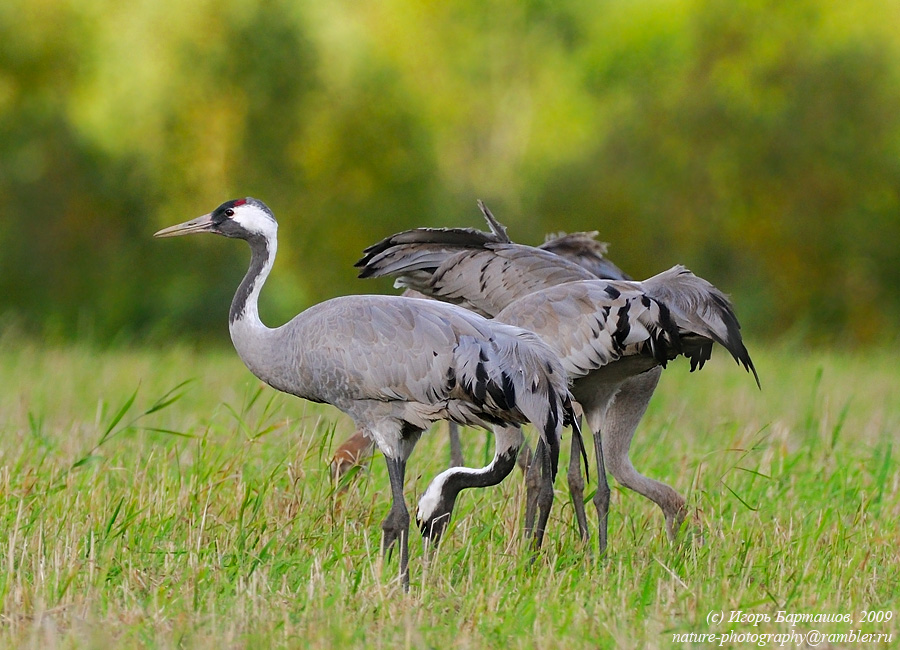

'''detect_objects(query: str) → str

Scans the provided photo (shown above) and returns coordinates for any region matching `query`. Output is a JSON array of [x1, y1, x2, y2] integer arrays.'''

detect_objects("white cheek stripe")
[[234, 206, 277, 237]]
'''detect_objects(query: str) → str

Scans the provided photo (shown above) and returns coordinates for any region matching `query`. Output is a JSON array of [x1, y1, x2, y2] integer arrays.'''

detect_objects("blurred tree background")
[[1, 0, 898, 346]]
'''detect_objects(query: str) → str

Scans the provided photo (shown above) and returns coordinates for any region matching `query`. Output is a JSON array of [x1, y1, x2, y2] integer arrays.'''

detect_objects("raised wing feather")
[[427, 245, 596, 316], [540, 232, 631, 281], [357, 228, 597, 316]]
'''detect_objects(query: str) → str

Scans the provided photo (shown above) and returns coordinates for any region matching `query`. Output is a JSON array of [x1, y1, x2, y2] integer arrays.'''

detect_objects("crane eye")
[[225, 208, 235, 217]]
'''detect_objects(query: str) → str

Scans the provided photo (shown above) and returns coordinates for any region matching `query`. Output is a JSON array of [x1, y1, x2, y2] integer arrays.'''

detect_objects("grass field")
[[1, 336, 898, 648]]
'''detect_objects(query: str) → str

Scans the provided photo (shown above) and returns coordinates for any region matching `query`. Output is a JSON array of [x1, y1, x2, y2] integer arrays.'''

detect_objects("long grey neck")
[[230, 234, 275, 328], [227, 233, 282, 389], [228, 232, 314, 399]]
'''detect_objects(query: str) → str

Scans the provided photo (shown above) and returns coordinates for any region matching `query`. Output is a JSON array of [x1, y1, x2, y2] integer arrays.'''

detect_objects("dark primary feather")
[[637, 266, 759, 387], [356, 227, 506, 279]]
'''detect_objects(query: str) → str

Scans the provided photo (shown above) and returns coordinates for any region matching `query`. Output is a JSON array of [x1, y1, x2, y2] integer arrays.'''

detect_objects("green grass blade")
[[100, 385, 140, 443], [145, 379, 195, 414]]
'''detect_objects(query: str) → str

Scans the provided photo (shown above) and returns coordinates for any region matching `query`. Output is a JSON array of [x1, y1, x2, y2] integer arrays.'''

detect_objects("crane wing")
[[539, 231, 631, 281], [357, 228, 596, 316], [495, 281, 680, 379], [294, 296, 572, 444], [638, 266, 759, 386]]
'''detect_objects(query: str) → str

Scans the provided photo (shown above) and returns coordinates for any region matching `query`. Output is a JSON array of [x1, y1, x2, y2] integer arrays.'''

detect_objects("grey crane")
[[154, 197, 580, 587], [491, 268, 759, 548], [330, 225, 629, 480], [358, 205, 758, 550]]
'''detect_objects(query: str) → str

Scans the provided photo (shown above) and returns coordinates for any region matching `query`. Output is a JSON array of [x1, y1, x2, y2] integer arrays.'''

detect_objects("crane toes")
[[381, 510, 410, 555], [381, 509, 411, 590]]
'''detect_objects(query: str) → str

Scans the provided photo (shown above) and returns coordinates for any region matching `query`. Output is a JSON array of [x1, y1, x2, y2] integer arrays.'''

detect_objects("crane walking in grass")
[[358, 204, 759, 549], [154, 197, 580, 588], [331, 224, 630, 481]]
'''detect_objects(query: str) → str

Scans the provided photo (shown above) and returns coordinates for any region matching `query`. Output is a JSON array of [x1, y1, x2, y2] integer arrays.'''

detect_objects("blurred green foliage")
[[1, 0, 898, 345]]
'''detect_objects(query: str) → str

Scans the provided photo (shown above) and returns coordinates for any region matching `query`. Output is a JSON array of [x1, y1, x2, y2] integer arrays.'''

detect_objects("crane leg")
[[531, 439, 555, 552], [591, 427, 610, 555], [567, 419, 590, 544], [516, 440, 533, 473], [381, 456, 411, 591], [603, 368, 687, 540], [523, 439, 542, 538], [448, 422, 464, 467]]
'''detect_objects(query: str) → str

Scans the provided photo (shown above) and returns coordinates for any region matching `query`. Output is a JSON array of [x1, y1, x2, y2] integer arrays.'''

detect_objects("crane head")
[[154, 197, 277, 241]]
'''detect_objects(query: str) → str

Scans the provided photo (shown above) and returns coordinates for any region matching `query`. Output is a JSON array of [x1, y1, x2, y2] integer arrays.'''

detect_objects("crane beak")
[[154, 213, 216, 238]]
